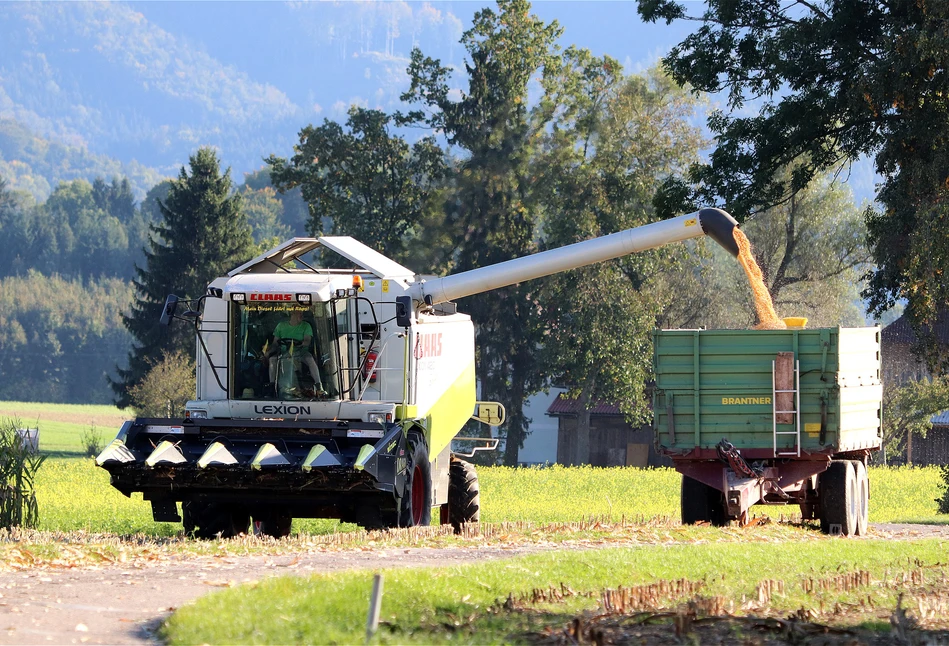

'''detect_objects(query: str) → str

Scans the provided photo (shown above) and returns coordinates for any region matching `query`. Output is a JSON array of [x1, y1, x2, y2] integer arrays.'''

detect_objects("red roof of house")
[[546, 394, 623, 416]]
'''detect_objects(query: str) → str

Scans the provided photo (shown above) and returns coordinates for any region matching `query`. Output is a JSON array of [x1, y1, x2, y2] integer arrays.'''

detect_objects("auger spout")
[[410, 208, 739, 306]]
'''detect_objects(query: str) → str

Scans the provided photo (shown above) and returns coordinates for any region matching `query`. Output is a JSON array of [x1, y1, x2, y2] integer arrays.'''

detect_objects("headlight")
[[367, 412, 391, 424], [187, 410, 208, 419]]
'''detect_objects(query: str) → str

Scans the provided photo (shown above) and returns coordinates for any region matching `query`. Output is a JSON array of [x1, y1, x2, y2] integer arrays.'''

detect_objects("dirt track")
[[1, 523, 947, 645]]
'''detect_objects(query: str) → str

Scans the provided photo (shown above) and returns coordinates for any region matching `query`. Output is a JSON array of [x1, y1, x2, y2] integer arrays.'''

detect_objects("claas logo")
[[249, 293, 293, 302]]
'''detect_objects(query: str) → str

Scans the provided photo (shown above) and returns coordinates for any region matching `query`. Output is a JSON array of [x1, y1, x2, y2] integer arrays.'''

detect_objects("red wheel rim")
[[411, 464, 425, 525]]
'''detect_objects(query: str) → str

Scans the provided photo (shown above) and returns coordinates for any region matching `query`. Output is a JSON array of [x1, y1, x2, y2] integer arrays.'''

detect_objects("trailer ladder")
[[772, 359, 801, 457]]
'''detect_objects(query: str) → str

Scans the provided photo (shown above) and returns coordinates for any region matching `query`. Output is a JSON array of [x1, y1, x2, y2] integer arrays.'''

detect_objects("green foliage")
[[637, 0, 949, 369], [239, 185, 291, 244], [882, 376, 949, 463], [0, 417, 46, 529], [400, 0, 562, 464], [534, 59, 704, 430], [0, 118, 161, 202], [268, 107, 446, 262], [127, 350, 195, 418], [0, 273, 133, 403], [115, 147, 254, 406]]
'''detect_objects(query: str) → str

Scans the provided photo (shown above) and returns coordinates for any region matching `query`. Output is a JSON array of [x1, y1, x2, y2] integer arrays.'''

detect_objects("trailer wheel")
[[399, 432, 432, 527], [852, 460, 869, 536], [819, 460, 857, 536], [254, 512, 293, 539], [448, 457, 480, 532], [182, 502, 250, 540], [680, 476, 726, 526]]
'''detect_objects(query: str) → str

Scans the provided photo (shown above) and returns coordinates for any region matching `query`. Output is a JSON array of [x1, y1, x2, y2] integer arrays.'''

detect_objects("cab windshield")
[[230, 300, 349, 401]]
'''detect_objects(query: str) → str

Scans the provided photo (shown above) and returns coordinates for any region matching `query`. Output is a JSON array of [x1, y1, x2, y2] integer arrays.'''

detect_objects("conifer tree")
[[113, 148, 253, 407]]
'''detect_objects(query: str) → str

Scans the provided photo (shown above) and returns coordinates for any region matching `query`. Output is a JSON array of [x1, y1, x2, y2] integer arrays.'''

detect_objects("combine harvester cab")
[[654, 326, 883, 535], [99, 209, 745, 538]]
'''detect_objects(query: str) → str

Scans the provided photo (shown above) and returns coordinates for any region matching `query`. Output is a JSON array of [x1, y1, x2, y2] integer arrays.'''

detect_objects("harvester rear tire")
[[182, 502, 250, 540], [448, 457, 480, 533], [819, 460, 857, 536], [852, 460, 869, 536], [680, 476, 727, 526], [399, 432, 432, 528]]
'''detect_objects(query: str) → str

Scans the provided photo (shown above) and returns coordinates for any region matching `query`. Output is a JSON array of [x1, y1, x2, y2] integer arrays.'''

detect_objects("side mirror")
[[395, 296, 412, 328], [159, 295, 179, 327]]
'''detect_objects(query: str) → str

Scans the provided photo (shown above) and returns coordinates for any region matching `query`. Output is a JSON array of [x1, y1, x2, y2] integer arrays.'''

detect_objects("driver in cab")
[[264, 309, 324, 393]]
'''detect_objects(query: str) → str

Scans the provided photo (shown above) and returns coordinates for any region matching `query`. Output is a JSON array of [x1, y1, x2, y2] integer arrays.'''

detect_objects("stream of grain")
[[733, 228, 786, 330]]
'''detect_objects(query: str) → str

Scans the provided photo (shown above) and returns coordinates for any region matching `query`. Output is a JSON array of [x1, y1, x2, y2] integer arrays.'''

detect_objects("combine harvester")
[[97, 208, 880, 537]]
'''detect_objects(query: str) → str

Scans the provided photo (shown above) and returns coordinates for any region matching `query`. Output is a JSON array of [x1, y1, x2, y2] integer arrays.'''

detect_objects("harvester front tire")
[[852, 460, 869, 536], [399, 433, 432, 528], [819, 460, 857, 536], [680, 475, 727, 526], [448, 457, 480, 532], [182, 502, 250, 540]]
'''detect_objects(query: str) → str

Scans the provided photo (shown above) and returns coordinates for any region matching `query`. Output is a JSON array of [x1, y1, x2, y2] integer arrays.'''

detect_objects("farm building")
[[881, 310, 949, 465], [546, 394, 670, 468]]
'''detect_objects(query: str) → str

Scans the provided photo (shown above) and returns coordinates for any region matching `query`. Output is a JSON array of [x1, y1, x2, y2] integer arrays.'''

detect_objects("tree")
[[114, 147, 253, 407], [882, 376, 949, 465], [637, 0, 949, 368], [240, 185, 291, 244], [128, 350, 196, 417], [533, 56, 705, 463], [267, 106, 445, 263], [400, 0, 562, 464]]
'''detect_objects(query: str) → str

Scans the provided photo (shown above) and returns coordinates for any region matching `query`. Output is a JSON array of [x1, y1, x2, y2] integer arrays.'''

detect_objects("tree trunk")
[[907, 430, 913, 466]]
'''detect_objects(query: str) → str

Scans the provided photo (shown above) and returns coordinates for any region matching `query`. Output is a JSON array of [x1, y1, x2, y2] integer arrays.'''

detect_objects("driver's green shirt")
[[274, 320, 313, 343]]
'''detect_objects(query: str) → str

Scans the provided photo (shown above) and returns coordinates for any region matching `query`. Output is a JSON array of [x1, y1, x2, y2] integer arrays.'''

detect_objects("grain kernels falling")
[[733, 228, 786, 330]]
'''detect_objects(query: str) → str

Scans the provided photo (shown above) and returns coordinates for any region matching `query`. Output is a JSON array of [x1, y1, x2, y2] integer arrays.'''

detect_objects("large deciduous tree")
[[638, 0, 949, 368], [267, 106, 445, 264], [533, 55, 705, 463], [399, 0, 562, 464], [113, 147, 253, 407]]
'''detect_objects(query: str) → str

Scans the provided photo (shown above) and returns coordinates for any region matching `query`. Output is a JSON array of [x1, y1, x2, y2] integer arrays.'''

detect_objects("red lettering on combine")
[[416, 332, 444, 359], [250, 293, 293, 302]]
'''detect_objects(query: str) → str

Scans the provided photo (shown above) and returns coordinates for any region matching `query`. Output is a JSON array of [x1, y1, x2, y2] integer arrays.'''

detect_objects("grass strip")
[[161, 538, 949, 645]]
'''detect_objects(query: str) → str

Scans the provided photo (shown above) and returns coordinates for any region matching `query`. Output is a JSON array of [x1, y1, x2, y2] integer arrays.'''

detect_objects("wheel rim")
[[411, 464, 425, 525]]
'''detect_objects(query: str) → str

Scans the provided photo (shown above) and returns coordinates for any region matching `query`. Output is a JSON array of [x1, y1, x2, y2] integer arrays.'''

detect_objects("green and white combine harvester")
[[98, 208, 876, 538]]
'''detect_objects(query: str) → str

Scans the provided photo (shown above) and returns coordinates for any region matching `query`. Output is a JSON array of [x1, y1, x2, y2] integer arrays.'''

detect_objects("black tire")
[[819, 460, 857, 536], [448, 457, 480, 532], [852, 460, 869, 536], [182, 501, 250, 540], [680, 475, 727, 526], [399, 432, 432, 528], [254, 511, 293, 539]]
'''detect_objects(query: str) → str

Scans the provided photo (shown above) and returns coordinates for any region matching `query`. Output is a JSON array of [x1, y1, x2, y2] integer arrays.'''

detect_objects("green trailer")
[[653, 327, 882, 535]]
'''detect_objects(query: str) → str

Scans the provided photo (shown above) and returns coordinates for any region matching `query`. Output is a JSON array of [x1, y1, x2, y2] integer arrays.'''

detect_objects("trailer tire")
[[680, 476, 727, 526], [819, 460, 857, 536], [448, 457, 480, 532], [399, 432, 432, 527], [182, 502, 250, 540], [852, 460, 869, 536]]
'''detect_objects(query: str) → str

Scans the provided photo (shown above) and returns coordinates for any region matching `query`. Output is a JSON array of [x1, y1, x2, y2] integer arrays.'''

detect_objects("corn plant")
[[0, 417, 47, 529]]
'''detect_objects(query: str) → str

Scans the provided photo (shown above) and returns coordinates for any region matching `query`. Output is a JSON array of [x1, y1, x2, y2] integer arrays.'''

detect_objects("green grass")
[[3, 399, 946, 532], [0, 400, 129, 456], [161, 537, 949, 644], [25, 459, 949, 540]]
